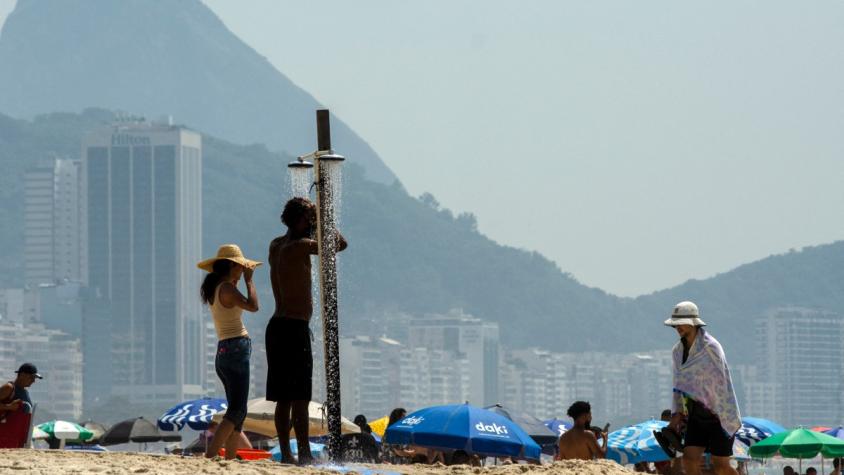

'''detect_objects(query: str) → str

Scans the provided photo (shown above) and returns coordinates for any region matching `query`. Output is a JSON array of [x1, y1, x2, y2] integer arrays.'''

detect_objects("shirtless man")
[[266, 197, 347, 464], [556, 401, 607, 461]]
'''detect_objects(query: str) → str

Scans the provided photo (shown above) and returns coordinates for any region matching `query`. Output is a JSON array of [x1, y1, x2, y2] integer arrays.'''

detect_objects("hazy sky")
[[3, 1, 844, 296]]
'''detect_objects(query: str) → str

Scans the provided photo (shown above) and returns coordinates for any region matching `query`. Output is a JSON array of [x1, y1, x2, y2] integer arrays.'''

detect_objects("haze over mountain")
[[2, 110, 844, 367], [0, 0, 395, 184], [0, 0, 842, 365]]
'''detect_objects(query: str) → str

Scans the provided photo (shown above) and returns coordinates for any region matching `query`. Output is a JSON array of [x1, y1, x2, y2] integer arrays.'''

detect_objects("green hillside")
[[3, 110, 844, 363]]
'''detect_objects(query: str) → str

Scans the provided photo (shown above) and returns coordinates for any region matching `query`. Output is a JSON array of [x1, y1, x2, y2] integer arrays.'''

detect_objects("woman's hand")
[[243, 266, 254, 282]]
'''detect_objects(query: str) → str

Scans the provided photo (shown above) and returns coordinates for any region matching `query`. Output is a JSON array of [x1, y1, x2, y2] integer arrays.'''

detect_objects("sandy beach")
[[0, 450, 635, 475]]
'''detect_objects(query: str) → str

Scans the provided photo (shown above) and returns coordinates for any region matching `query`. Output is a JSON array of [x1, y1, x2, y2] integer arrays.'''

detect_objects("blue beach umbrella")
[[385, 404, 542, 460], [157, 398, 228, 431], [735, 417, 786, 447], [544, 418, 572, 437], [607, 419, 671, 465]]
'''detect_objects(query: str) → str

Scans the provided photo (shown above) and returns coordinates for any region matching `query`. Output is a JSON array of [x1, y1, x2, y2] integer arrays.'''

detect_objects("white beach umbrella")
[[212, 398, 360, 437]]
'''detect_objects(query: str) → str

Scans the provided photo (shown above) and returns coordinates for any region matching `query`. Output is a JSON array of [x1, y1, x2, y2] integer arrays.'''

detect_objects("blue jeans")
[[215, 337, 251, 431]]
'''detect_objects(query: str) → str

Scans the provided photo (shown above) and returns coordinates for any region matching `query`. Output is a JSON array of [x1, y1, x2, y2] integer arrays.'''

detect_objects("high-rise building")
[[340, 335, 402, 418], [407, 309, 499, 405], [756, 307, 844, 427], [0, 288, 25, 324], [82, 120, 203, 405], [399, 346, 470, 411], [24, 158, 85, 287]]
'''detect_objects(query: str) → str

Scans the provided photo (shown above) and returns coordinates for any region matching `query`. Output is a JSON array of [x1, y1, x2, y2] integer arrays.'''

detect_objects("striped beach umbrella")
[[735, 417, 786, 446], [543, 418, 572, 437], [607, 419, 671, 465], [157, 398, 227, 431], [34, 420, 94, 442]]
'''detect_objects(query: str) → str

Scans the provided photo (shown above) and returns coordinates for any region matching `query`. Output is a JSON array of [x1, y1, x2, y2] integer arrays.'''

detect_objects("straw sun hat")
[[197, 244, 262, 272]]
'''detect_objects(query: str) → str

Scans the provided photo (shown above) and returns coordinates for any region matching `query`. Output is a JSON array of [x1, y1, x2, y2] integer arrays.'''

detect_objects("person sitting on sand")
[[0, 363, 41, 419], [381, 408, 416, 464], [266, 197, 347, 465], [197, 244, 260, 460], [556, 401, 607, 460]]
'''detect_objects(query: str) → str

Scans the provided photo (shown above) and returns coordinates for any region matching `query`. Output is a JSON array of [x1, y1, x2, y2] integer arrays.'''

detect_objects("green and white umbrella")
[[34, 420, 95, 442]]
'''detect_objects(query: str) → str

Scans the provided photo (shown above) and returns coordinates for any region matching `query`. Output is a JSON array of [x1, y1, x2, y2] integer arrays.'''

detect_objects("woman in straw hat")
[[198, 244, 261, 459]]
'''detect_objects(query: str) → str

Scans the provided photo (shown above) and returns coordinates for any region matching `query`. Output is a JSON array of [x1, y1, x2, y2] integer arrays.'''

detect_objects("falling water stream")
[[288, 156, 345, 460]]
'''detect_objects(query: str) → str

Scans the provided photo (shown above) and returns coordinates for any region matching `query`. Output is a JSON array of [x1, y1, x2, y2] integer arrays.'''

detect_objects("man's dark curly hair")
[[567, 401, 591, 420], [281, 197, 314, 227]]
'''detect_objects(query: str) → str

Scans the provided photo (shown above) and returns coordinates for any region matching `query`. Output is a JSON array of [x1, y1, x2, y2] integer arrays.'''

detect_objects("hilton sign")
[[111, 134, 151, 146]]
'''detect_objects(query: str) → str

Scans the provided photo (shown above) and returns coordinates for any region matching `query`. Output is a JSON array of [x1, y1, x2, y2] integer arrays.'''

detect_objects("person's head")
[[281, 197, 316, 237], [198, 244, 260, 305], [664, 301, 707, 337], [200, 258, 240, 305], [567, 401, 592, 427], [784, 466, 795, 475], [834, 458, 841, 470], [14, 363, 42, 388], [388, 407, 407, 426], [354, 414, 371, 433], [660, 409, 672, 422], [807, 468, 817, 475]]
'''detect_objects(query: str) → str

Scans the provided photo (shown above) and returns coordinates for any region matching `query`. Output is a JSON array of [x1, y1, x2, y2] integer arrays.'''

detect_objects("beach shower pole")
[[287, 109, 344, 461], [314, 109, 344, 462]]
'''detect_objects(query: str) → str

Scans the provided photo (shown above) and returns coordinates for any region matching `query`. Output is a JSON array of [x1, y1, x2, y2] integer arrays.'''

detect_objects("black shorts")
[[685, 401, 734, 457], [265, 317, 313, 402]]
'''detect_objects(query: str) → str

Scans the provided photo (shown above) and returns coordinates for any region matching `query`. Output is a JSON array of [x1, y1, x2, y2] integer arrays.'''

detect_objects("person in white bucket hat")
[[663, 301, 741, 475]]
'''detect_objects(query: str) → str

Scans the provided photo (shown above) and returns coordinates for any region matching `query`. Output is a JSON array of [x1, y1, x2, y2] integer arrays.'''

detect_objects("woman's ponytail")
[[200, 259, 233, 305]]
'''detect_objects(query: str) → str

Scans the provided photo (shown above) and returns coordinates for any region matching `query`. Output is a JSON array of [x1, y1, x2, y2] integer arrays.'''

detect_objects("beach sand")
[[0, 450, 636, 475]]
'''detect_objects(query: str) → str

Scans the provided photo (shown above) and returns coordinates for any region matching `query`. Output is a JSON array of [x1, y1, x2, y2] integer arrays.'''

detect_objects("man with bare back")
[[556, 401, 607, 461], [266, 197, 347, 464]]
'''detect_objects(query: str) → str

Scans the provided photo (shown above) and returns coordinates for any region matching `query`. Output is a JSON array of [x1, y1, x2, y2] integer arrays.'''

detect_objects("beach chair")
[[0, 407, 33, 448], [340, 433, 381, 463]]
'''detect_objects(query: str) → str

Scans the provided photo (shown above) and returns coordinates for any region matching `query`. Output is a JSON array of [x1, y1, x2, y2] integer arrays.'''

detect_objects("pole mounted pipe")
[[314, 108, 343, 462]]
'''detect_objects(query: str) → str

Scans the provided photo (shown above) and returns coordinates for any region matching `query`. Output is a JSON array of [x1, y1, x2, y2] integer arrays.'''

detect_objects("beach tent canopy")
[[484, 404, 558, 447], [100, 417, 181, 446], [157, 398, 227, 431], [749, 428, 844, 459], [212, 399, 360, 438], [384, 403, 541, 460], [824, 427, 844, 440]]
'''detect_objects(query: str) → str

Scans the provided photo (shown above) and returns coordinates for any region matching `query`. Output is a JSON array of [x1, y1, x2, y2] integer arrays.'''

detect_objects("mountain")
[[0, 0, 395, 184], [3, 110, 844, 366]]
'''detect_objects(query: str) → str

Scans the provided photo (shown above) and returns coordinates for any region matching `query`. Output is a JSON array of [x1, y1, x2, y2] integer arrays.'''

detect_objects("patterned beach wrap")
[[671, 329, 742, 436]]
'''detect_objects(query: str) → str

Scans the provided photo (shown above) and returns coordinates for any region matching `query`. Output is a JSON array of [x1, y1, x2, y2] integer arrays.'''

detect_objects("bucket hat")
[[197, 244, 262, 272], [664, 301, 707, 327]]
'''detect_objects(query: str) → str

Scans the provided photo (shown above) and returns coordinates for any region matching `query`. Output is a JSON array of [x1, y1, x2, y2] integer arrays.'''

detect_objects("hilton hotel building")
[[82, 120, 204, 405]]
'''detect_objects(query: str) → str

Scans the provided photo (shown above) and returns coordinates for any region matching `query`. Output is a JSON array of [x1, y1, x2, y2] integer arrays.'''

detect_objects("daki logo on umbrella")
[[476, 422, 509, 435], [401, 416, 425, 426]]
